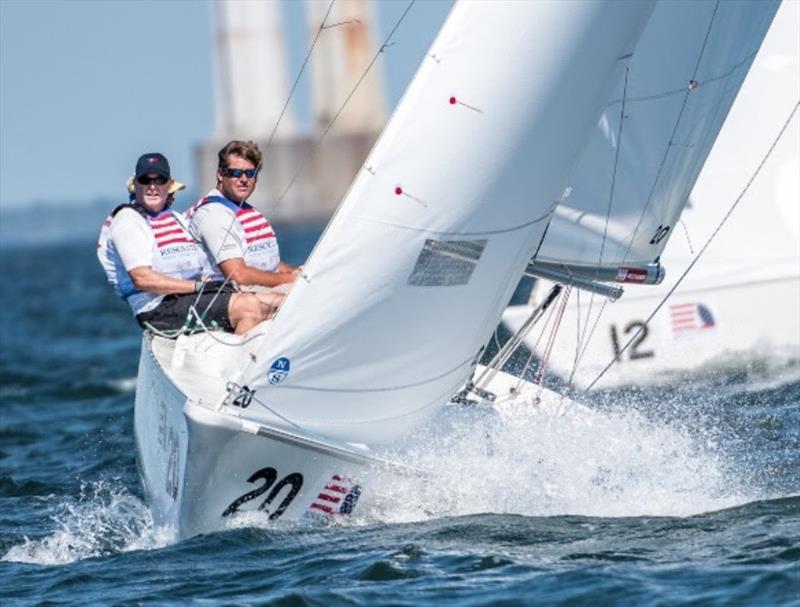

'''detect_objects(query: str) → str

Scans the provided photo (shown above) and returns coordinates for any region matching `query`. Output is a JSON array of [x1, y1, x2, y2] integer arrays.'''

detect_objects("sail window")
[[408, 239, 487, 286]]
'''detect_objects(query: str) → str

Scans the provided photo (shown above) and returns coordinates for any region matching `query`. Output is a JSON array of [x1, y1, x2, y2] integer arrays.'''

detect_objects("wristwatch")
[[193, 280, 203, 293]]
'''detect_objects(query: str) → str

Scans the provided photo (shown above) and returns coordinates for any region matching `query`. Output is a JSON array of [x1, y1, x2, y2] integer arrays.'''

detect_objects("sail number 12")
[[609, 321, 654, 362]]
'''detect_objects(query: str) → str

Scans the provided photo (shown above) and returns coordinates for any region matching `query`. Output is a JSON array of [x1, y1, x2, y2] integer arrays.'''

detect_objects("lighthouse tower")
[[196, 0, 387, 224]]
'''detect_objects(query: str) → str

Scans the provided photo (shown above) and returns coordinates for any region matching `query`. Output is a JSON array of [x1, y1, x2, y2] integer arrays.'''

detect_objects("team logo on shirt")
[[267, 357, 291, 384]]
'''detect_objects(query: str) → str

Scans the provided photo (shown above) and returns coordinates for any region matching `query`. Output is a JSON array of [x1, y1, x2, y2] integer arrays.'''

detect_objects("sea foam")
[[2, 481, 174, 565], [359, 391, 750, 524]]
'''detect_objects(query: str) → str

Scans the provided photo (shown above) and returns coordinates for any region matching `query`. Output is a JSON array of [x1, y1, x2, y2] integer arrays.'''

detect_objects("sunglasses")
[[222, 167, 257, 179], [137, 175, 169, 186]]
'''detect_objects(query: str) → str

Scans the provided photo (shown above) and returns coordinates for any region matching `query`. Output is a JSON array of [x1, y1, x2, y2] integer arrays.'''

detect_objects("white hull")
[[504, 272, 800, 389], [134, 334, 373, 538], [133, 331, 582, 537]]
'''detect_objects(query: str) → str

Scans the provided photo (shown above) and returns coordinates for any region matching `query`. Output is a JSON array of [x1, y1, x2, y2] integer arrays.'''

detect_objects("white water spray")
[[2, 481, 175, 566], [358, 392, 751, 524]]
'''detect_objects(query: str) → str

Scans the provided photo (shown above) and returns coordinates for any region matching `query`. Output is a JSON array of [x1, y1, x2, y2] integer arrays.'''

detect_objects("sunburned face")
[[217, 155, 257, 203], [134, 174, 170, 212]]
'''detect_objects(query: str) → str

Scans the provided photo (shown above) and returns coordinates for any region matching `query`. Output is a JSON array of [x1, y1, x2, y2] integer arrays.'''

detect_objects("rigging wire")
[[535, 286, 572, 388], [512, 294, 563, 393], [678, 218, 696, 254], [187, 1, 339, 328], [271, 0, 418, 210], [263, 0, 336, 154], [180, 0, 420, 390], [585, 99, 800, 392], [616, 0, 721, 270], [605, 49, 759, 108], [565, 67, 632, 392], [556, 1, 731, 390]]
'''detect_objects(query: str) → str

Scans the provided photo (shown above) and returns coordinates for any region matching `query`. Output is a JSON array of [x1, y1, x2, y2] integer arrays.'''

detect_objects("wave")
[[358, 394, 767, 524], [2, 481, 174, 566]]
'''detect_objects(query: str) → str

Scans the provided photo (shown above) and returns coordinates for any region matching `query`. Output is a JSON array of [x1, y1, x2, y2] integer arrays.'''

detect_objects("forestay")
[[533, 0, 780, 275], [239, 1, 655, 443]]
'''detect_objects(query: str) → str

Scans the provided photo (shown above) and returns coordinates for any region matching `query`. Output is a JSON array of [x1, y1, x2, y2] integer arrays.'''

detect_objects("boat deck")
[[148, 331, 263, 407]]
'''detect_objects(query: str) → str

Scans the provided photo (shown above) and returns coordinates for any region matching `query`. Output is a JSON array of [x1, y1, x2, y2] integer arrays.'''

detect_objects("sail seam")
[[271, 356, 474, 393], [354, 211, 551, 237], [604, 50, 758, 107]]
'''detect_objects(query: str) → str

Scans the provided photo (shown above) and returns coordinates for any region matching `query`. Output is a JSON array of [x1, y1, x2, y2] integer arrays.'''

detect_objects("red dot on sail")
[[449, 97, 457, 105], [395, 186, 403, 195]]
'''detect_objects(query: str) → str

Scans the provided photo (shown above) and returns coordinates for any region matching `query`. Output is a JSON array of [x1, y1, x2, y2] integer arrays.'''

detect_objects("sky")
[[0, 0, 452, 209]]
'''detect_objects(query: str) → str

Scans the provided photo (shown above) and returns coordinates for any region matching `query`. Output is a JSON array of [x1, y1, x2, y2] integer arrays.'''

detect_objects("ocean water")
[[1, 239, 798, 605]]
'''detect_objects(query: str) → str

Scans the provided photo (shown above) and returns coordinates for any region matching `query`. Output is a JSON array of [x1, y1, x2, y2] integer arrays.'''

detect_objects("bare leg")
[[254, 291, 285, 309], [228, 293, 266, 335]]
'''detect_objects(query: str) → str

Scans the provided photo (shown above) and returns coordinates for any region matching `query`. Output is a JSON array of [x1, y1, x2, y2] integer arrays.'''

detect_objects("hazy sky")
[[0, 0, 452, 209]]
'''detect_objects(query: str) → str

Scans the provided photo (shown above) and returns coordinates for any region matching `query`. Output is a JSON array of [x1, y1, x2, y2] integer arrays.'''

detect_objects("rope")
[[246, 393, 307, 432], [555, 2, 727, 390], [511, 293, 562, 393], [564, 68, 631, 390], [263, 0, 336, 154], [190, 1, 417, 333], [678, 218, 696, 254], [271, 0, 417, 210], [585, 100, 800, 391], [535, 286, 571, 387], [184, 2, 341, 327]]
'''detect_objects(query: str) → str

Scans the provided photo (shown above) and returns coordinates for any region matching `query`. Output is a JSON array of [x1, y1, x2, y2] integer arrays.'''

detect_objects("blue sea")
[[1, 235, 798, 605]]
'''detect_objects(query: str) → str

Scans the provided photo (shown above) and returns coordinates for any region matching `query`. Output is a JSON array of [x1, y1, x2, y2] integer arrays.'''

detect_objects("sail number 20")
[[222, 467, 303, 520], [610, 321, 654, 362]]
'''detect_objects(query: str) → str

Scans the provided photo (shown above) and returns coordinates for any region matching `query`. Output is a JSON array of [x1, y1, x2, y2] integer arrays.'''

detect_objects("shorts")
[[136, 288, 235, 334]]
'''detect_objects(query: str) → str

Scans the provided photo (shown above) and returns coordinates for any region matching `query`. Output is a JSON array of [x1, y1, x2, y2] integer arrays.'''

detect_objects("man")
[[188, 141, 298, 304], [97, 152, 267, 335]]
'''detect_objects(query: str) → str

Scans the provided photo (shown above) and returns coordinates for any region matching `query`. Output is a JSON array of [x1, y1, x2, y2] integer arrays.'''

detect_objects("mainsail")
[[239, 1, 656, 442], [532, 0, 781, 280]]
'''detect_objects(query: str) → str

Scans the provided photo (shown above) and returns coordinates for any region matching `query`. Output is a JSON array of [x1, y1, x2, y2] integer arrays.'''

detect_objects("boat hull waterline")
[[135, 333, 580, 537], [135, 338, 369, 538]]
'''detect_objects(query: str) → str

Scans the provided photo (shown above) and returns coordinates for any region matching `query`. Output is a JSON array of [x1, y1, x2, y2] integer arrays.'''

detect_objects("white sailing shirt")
[[188, 189, 281, 280], [97, 206, 210, 315]]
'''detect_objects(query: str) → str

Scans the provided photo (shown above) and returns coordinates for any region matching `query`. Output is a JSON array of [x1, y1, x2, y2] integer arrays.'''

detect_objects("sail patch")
[[408, 239, 487, 286], [267, 357, 291, 384]]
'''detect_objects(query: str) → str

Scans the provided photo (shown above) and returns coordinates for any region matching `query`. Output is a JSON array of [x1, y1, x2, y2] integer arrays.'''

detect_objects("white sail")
[[503, 0, 797, 388], [237, 1, 656, 443], [533, 0, 781, 274]]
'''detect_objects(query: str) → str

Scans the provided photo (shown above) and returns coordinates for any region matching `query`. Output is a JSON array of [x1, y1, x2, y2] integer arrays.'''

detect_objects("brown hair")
[[217, 140, 263, 170]]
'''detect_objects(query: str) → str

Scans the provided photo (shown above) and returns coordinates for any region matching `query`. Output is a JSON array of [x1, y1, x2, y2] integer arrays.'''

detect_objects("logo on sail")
[[267, 357, 291, 384]]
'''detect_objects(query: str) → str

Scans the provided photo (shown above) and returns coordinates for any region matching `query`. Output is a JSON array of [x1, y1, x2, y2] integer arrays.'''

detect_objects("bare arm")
[[219, 258, 298, 288], [129, 266, 196, 295], [277, 261, 299, 273]]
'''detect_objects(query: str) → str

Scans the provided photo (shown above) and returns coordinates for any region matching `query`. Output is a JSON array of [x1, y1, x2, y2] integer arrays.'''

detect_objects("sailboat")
[[502, 0, 798, 390], [133, 0, 778, 538]]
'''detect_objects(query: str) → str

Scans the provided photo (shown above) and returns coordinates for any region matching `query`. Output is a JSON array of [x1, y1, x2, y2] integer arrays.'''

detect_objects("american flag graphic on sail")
[[669, 302, 716, 334]]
